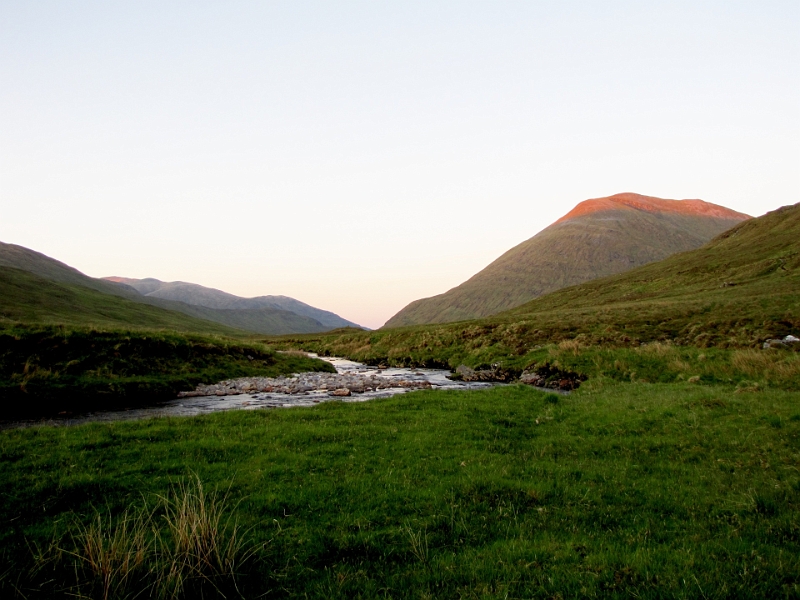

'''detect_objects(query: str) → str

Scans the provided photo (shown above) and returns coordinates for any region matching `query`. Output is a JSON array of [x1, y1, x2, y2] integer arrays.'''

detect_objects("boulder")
[[764, 339, 787, 349], [453, 364, 520, 383], [455, 365, 475, 379], [519, 372, 545, 387], [520, 362, 586, 391]]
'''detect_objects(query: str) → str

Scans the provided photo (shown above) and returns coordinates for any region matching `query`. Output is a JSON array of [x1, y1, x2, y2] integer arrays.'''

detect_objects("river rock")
[[764, 339, 786, 348], [179, 370, 434, 399], [331, 388, 351, 397]]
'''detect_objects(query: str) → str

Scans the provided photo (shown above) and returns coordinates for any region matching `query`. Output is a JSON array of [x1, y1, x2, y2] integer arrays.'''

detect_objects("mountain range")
[[104, 277, 360, 331], [1, 192, 754, 336], [0, 242, 361, 335], [384, 193, 750, 328]]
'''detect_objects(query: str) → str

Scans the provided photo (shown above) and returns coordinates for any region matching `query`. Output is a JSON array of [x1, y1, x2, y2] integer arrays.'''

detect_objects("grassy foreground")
[[1, 379, 798, 598]]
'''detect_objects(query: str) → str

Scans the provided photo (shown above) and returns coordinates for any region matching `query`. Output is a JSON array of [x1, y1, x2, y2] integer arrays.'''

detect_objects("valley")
[[0, 195, 798, 599], [5, 2, 797, 595]]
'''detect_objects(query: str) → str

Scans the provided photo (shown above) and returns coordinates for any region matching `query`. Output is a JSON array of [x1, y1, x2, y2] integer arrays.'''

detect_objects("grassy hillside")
[[175, 304, 332, 335], [0, 266, 246, 336], [0, 325, 334, 418], [1, 380, 797, 598], [385, 193, 749, 327], [0, 242, 357, 335], [272, 203, 799, 368], [503, 200, 799, 336], [0, 242, 152, 301]]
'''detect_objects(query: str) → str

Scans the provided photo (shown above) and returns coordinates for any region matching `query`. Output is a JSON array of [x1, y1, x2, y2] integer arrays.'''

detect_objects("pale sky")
[[1, 2, 798, 329]]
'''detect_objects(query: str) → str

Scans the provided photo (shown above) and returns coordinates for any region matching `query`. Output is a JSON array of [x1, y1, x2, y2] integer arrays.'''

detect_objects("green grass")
[[1, 380, 798, 598], [0, 325, 335, 418]]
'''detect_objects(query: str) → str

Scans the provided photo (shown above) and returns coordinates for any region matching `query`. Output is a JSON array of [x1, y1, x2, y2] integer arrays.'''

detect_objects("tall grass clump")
[[157, 476, 250, 599], [32, 477, 253, 599], [66, 506, 153, 600]]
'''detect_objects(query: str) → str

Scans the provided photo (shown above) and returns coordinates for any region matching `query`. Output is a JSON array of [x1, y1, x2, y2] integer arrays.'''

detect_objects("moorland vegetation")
[[0, 242, 360, 335], [0, 326, 334, 418]]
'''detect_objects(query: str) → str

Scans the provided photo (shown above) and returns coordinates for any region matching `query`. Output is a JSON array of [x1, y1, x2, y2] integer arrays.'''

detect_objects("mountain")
[[273, 202, 800, 365], [384, 193, 750, 328], [103, 277, 361, 331], [0, 242, 361, 334], [499, 201, 799, 343]]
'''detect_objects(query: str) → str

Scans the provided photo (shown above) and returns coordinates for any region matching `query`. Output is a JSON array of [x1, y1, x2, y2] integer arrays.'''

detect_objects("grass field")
[[0, 204, 797, 597], [1, 375, 798, 598]]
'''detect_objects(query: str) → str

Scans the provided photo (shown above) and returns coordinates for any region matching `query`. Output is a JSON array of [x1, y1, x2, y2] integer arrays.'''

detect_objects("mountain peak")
[[384, 192, 752, 328], [555, 193, 751, 224]]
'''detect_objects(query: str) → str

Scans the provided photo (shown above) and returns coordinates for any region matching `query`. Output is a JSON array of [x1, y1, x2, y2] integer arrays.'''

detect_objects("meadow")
[[1, 360, 798, 598]]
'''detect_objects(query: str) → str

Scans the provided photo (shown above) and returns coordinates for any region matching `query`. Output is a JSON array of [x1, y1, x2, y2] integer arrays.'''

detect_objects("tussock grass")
[[67, 506, 152, 600], [276, 350, 310, 358], [26, 477, 251, 599], [158, 476, 249, 599]]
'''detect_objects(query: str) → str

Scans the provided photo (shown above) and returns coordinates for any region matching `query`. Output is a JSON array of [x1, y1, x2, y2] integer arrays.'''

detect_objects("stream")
[[3, 356, 498, 429]]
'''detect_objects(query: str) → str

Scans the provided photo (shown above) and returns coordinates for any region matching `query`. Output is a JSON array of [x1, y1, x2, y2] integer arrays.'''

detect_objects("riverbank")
[[0, 325, 335, 419]]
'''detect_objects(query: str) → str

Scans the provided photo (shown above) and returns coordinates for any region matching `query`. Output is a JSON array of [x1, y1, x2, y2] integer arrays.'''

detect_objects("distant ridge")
[[384, 193, 750, 328], [103, 277, 361, 331]]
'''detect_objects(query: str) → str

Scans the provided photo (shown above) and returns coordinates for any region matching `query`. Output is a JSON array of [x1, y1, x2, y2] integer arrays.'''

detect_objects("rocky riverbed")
[[179, 370, 432, 398]]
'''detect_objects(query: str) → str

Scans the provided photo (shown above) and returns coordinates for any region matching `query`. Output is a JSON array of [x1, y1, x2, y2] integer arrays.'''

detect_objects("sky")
[[1, 1, 798, 329]]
